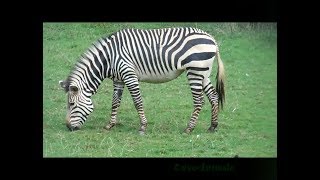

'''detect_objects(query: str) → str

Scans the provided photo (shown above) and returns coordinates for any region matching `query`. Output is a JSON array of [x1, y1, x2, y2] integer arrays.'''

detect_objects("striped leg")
[[104, 81, 125, 130], [203, 78, 219, 132], [123, 75, 148, 135], [184, 71, 205, 133]]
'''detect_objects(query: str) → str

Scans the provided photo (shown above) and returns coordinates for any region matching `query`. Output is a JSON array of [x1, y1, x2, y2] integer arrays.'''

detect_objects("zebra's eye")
[[70, 102, 75, 106]]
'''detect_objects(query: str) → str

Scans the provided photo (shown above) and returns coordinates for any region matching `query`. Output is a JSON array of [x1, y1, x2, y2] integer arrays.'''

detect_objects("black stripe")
[[174, 38, 215, 67], [189, 83, 203, 87], [186, 72, 204, 79], [126, 84, 139, 89], [71, 110, 86, 118], [203, 83, 213, 90], [188, 77, 203, 81], [187, 32, 215, 42], [181, 52, 215, 66], [186, 67, 209, 71], [191, 88, 203, 92]]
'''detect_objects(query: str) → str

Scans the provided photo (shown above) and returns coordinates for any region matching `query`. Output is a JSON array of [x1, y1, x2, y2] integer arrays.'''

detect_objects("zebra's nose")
[[66, 123, 73, 131], [66, 123, 80, 131], [66, 123, 79, 131]]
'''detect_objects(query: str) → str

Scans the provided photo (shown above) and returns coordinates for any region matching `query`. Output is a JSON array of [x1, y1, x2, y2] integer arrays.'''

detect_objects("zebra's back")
[[107, 27, 217, 83]]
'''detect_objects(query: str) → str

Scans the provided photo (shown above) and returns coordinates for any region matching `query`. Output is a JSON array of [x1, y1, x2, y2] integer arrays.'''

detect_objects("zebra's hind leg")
[[184, 71, 205, 134], [104, 81, 125, 130], [123, 75, 148, 135], [203, 78, 219, 132]]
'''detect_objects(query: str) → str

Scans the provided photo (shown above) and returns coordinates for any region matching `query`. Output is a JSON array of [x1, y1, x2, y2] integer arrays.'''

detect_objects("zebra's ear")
[[69, 85, 79, 94], [59, 80, 66, 89]]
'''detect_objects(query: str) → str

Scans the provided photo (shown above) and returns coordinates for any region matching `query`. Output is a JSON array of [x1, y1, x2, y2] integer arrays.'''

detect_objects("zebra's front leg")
[[123, 75, 147, 135], [104, 81, 125, 130], [184, 73, 205, 134]]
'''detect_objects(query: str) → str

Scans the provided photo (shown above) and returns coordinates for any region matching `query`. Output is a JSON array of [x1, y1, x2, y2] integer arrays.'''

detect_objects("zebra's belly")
[[138, 70, 184, 83]]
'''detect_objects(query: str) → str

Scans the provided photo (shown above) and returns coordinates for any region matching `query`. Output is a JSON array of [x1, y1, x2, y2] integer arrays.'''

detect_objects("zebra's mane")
[[64, 32, 117, 93]]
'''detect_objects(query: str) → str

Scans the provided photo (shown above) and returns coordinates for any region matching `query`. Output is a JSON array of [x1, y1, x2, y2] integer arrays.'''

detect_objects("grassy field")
[[43, 23, 277, 157]]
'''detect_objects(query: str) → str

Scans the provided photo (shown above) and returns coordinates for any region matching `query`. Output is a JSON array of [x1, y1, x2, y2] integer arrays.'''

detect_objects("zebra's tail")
[[215, 45, 225, 110]]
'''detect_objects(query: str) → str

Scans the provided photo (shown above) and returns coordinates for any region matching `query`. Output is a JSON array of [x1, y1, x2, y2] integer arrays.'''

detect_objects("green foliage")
[[43, 23, 277, 157]]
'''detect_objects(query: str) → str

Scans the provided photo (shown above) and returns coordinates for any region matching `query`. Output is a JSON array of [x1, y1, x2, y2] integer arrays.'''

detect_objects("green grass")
[[43, 23, 277, 157]]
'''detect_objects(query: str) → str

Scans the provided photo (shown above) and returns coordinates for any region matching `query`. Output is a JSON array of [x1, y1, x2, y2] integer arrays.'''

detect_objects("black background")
[[5, 0, 290, 178]]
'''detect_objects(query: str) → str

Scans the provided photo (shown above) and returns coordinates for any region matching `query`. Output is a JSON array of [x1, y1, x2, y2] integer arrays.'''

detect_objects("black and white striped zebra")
[[59, 27, 225, 134]]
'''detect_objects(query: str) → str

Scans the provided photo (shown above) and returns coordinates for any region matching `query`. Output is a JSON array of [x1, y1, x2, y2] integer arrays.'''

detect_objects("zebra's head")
[[59, 80, 94, 131]]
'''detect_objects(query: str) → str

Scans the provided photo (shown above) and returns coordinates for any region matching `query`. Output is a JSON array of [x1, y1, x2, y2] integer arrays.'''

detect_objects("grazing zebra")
[[59, 27, 225, 134]]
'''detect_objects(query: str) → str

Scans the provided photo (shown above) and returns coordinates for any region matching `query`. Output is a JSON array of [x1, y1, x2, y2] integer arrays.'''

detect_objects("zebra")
[[59, 27, 225, 134]]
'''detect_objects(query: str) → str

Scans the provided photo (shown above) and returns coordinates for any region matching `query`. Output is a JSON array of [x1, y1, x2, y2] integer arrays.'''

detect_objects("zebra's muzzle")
[[66, 123, 80, 131]]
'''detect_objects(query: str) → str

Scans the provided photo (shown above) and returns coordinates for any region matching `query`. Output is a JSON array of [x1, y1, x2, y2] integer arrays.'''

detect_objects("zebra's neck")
[[68, 37, 115, 95]]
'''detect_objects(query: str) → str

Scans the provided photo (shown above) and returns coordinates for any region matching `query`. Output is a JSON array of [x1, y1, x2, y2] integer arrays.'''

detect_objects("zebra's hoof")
[[138, 131, 145, 135], [104, 125, 113, 130], [184, 128, 192, 134], [207, 126, 217, 132], [182, 132, 189, 136]]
